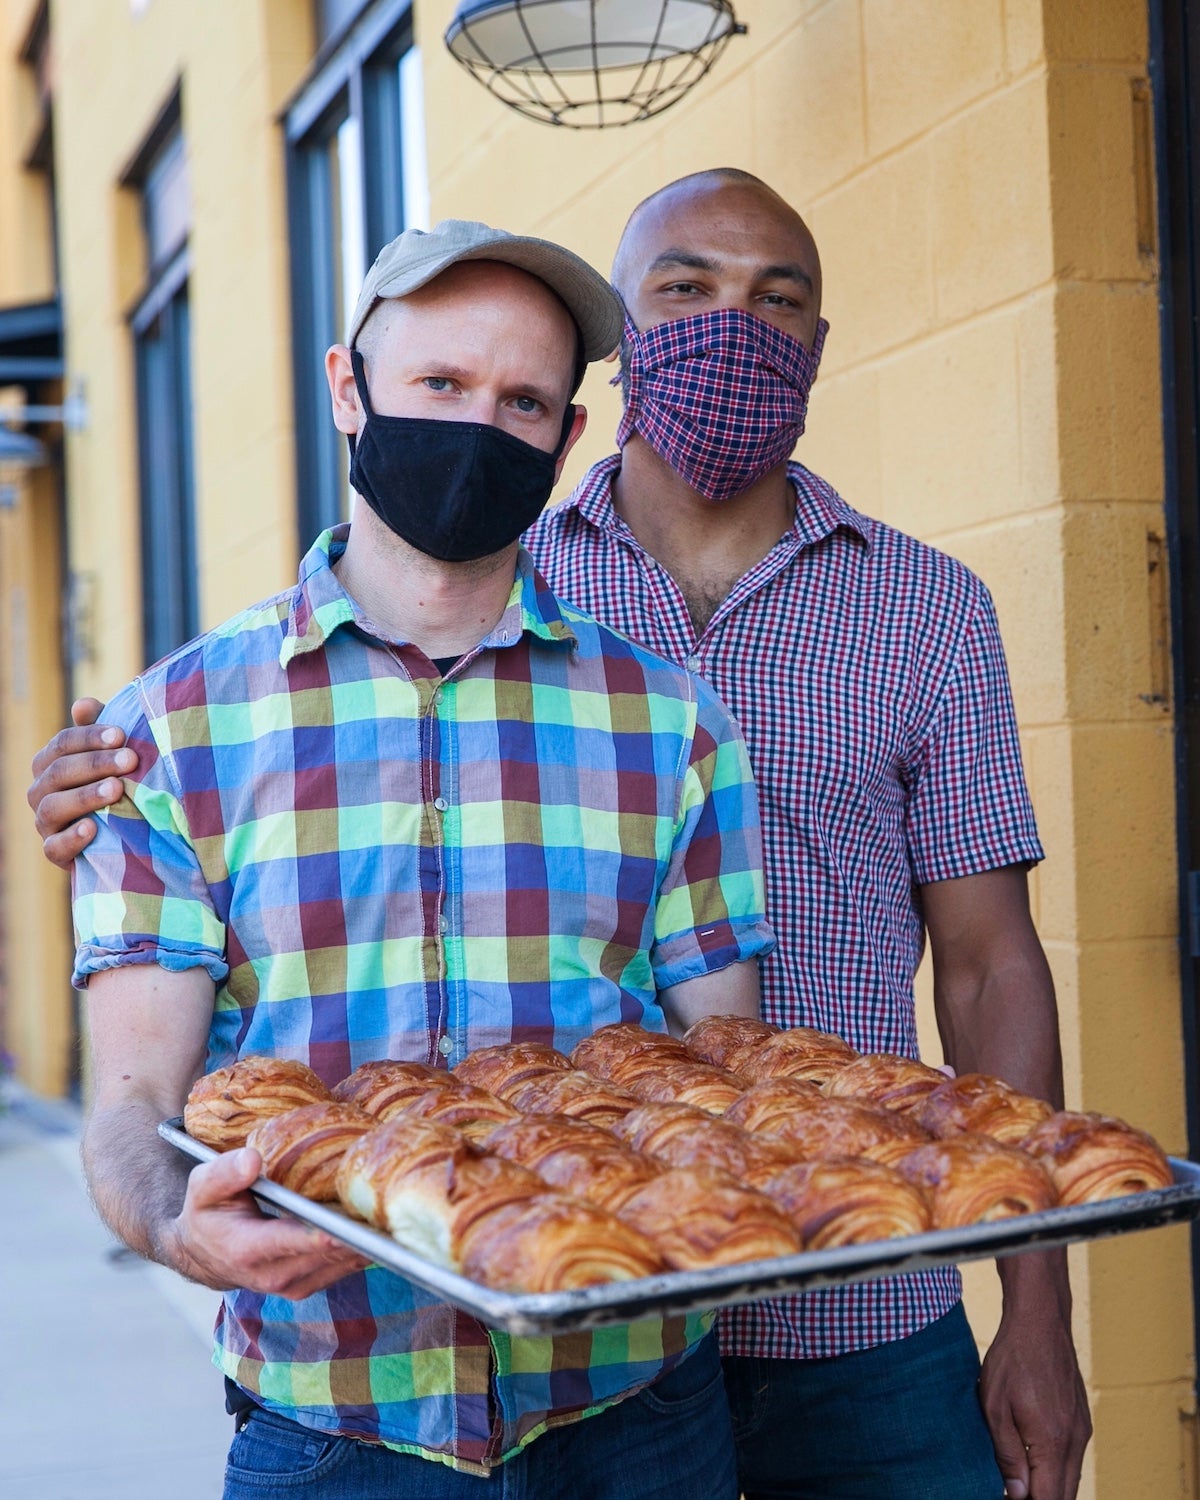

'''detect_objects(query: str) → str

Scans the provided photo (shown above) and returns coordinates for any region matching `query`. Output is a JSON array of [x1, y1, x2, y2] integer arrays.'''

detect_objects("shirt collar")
[[280, 525, 577, 668], [564, 454, 874, 555]]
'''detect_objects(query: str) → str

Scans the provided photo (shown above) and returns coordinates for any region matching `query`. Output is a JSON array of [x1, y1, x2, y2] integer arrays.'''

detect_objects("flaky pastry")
[[617, 1166, 801, 1269], [458, 1194, 665, 1291], [245, 1102, 376, 1200], [183, 1056, 332, 1150], [485, 1115, 661, 1210], [508, 1068, 642, 1127], [682, 1014, 780, 1069], [1020, 1110, 1174, 1204], [393, 1078, 520, 1140], [896, 1135, 1057, 1227], [915, 1073, 1055, 1145], [382, 1151, 546, 1269], [335, 1115, 470, 1227], [626, 1060, 747, 1115], [331, 1059, 460, 1118], [450, 1041, 574, 1100], [732, 1027, 860, 1087], [570, 1023, 692, 1087], [758, 1157, 932, 1247], [823, 1053, 949, 1114]]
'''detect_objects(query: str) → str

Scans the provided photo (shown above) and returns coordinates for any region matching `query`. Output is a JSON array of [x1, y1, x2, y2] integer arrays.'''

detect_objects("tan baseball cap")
[[347, 219, 624, 360]]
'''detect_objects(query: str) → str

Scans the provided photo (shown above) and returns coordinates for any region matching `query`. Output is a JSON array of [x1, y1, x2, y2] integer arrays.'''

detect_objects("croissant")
[[570, 1023, 692, 1087], [896, 1136, 1057, 1227], [331, 1059, 460, 1118], [682, 1014, 780, 1069], [626, 1060, 747, 1115], [450, 1041, 574, 1100], [616, 1106, 800, 1185], [508, 1068, 642, 1127], [485, 1115, 662, 1211], [1020, 1111, 1174, 1204], [723, 1077, 834, 1134], [915, 1074, 1055, 1145], [732, 1027, 860, 1087], [744, 1096, 929, 1167], [335, 1115, 471, 1227], [823, 1053, 949, 1114], [616, 1167, 801, 1269], [183, 1056, 333, 1149], [393, 1078, 521, 1141], [382, 1150, 547, 1270], [458, 1194, 665, 1291], [244, 1102, 376, 1200], [758, 1158, 932, 1247]]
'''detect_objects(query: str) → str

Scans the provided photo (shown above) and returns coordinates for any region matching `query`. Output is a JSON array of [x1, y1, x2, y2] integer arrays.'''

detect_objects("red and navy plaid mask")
[[616, 308, 829, 501]]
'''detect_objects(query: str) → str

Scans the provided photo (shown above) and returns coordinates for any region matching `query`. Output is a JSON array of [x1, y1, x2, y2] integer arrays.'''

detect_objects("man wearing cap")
[[65, 219, 771, 1497]]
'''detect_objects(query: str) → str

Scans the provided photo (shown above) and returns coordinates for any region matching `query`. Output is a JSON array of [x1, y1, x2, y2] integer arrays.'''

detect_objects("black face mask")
[[347, 350, 575, 562]]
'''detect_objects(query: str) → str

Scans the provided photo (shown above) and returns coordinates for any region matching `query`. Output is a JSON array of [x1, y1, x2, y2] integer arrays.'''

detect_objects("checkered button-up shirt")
[[525, 456, 1044, 1359], [71, 526, 772, 1471]]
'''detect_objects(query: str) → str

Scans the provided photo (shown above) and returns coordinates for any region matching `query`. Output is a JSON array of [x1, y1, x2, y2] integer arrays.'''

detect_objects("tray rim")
[[159, 1117, 1200, 1336]]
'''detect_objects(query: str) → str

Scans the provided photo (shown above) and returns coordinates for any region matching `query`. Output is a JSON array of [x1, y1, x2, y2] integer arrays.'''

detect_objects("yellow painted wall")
[[421, 0, 1190, 1493], [0, 0, 1190, 1492], [0, 0, 72, 1096]]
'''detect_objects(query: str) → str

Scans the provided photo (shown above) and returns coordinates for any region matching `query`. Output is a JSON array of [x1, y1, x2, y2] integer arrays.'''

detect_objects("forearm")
[[82, 1095, 194, 1267], [659, 957, 761, 1036]]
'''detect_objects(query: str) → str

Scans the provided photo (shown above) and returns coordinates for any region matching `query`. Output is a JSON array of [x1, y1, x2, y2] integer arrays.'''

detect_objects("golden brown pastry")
[[382, 1150, 547, 1269], [745, 1096, 929, 1167], [732, 1027, 859, 1087], [1020, 1110, 1174, 1204], [508, 1068, 642, 1127], [723, 1077, 833, 1134], [616, 1167, 802, 1269], [485, 1115, 662, 1211], [626, 1060, 747, 1115], [450, 1041, 575, 1100], [331, 1059, 460, 1118], [758, 1158, 932, 1247], [394, 1078, 520, 1141], [682, 1014, 780, 1069], [616, 1106, 801, 1185], [569, 1023, 692, 1086], [823, 1053, 949, 1114], [915, 1073, 1055, 1145], [896, 1135, 1057, 1227], [183, 1056, 333, 1149], [335, 1115, 471, 1227], [244, 1102, 376, 1200], [458, 1194, 665, 1291]]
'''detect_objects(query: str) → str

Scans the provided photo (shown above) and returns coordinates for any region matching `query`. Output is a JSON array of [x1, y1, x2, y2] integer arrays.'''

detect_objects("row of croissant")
[[181, 1014, 1174, 1293]]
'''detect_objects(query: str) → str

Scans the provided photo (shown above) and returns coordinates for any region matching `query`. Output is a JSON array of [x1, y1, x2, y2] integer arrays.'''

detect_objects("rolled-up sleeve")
[[650, 681, 775, 988], [72, 680, 228, 988]]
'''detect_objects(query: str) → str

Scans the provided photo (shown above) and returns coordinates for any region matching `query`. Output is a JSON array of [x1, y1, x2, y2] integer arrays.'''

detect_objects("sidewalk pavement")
[[0, 1084, 231, 1499]]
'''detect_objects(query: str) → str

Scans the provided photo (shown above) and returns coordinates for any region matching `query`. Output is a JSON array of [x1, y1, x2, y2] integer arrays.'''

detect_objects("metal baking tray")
[[160, 1118, 1200, 1336]]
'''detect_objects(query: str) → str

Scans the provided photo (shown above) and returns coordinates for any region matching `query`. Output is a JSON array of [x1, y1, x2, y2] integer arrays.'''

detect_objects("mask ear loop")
[[346, 348, 376, 461]]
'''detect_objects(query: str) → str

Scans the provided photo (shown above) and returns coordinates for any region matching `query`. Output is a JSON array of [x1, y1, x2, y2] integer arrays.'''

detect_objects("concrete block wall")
[[420, 1, 1191, 1492]]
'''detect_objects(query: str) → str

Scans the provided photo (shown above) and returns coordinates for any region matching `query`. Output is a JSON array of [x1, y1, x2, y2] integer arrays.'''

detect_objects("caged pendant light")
[[444, 0, 747, 129]]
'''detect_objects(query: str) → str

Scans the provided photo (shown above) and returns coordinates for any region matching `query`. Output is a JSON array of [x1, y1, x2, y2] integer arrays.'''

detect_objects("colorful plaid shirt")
[[525, 456, 1045, 1361], [71, 525, 772, 1472]]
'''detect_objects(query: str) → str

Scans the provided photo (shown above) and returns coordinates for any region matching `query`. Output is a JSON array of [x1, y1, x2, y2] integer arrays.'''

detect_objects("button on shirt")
[[71, 526, 773, 1471], [525, 456, 1044, 1360]]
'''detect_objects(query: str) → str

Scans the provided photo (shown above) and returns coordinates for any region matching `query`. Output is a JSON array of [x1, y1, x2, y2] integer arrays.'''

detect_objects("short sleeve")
[[650, 681, 775, 987], [906, 585, 1044, 885], [71, 679, 228, 989]]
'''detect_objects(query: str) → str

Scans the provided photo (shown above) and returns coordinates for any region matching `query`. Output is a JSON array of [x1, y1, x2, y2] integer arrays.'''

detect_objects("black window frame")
[[285, 0, 416, 547], [124, 98, 200, 667]]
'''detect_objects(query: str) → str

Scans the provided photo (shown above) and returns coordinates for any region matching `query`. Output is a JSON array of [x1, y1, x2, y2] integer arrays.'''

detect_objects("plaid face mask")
[[616, 308, 829, 501]]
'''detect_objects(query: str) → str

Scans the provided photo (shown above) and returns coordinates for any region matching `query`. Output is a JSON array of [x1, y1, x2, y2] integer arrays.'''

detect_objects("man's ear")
[[325, 344, 361, 436], [553, 405, 589, 481]]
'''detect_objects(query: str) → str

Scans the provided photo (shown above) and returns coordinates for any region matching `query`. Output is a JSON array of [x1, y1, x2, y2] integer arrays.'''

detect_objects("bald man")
[[31, 174, 1089, 1500]]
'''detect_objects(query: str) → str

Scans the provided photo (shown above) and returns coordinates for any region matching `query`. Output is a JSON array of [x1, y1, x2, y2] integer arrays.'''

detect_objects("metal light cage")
[[444, 0, 746, 130]]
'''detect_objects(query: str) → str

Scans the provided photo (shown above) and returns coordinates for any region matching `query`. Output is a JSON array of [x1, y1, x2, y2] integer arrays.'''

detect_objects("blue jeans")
[[722, 1303, 1004, 1499], [223, 1332, 736, 1499]]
